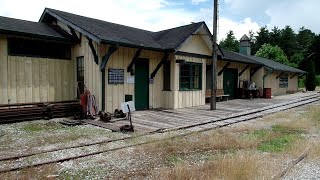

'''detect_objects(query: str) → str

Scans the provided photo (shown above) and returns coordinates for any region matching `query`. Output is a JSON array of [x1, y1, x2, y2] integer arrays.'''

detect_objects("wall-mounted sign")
[[127, 76, 134, 84], [108, 68, 124, 84], [279, 75, 288, 88]]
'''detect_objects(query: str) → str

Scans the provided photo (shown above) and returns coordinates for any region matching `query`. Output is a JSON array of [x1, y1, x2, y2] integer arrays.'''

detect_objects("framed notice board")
[[279, 76, 288, 88], [108, 68, 124, 84]]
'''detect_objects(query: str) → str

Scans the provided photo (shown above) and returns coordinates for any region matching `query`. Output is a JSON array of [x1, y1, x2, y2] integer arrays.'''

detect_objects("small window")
[[279, 74, 288, 88], [163, 61, 171, 91], [77, 56, 84, 98], [179, 62, 202, 90]]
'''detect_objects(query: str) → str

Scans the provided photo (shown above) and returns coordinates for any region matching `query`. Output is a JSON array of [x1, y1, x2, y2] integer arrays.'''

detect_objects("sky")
[[0, 0, 319, 41]]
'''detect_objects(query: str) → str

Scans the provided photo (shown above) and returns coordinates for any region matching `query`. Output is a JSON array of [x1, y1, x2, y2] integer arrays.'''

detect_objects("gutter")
[[262, 67, 274, 89]]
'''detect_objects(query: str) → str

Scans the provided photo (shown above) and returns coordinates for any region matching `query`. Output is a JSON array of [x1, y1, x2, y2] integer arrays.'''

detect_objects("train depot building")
[[0, 8, 306, 112]]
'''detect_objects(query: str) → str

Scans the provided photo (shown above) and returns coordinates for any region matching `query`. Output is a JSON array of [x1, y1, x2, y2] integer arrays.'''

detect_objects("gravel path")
[[282, 161, 320, 180]]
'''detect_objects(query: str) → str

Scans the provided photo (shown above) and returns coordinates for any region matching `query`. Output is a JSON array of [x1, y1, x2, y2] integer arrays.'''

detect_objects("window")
[[279, 74, 288, 88], [179, 62, 202, 90], [76, 56, 84, 98], [8, 38, 71, 59], [163, 61, 171, 91]]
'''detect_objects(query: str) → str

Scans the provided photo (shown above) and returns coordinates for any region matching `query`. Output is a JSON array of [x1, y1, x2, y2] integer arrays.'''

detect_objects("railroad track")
[[0, 94, 319, 174]]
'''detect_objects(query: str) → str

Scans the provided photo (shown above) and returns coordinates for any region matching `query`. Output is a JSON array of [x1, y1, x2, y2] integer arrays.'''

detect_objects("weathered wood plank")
[[17, 58, 26, 103], [25, 58, 32, 102], [39, 60, 48, 102]]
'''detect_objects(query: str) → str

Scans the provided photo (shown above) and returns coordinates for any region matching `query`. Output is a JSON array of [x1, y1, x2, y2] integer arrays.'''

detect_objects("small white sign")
[[127, 76, 134, 84], [121, 101, 136, 113]]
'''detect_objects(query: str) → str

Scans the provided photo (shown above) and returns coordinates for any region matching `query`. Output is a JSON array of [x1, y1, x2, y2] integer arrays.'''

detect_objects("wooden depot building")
[[0, 8, 306, 112]]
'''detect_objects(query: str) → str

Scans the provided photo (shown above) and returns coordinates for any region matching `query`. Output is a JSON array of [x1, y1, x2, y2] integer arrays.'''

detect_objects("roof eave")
[[0, 29, 73, 43], [222, 58, 263, 66], [40, 8, 102, 43], [174, 22, 205, 51], [100, 39, 174, 53]]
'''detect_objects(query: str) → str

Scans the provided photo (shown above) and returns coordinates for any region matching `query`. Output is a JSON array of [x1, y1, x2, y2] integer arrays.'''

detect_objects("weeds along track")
[[0, 94, 319, 173]]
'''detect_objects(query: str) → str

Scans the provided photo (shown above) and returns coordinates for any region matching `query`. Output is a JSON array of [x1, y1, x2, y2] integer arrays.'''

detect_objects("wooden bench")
[[205, 89, 230, 102]]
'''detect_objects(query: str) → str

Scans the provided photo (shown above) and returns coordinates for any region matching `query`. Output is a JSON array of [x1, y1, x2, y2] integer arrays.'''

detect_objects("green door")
[[135, 59, 149, 110], [223, 68, 238, 99]]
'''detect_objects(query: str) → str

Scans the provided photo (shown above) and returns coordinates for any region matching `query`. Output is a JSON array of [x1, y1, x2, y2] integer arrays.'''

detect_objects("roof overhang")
[[0, 29, 73, 43], [100, 39, 174, 53], [40, 8, 101, 43]]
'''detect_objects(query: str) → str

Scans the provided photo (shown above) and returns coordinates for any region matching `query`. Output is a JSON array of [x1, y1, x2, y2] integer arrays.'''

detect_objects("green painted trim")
[[179, 62, 203, 91]]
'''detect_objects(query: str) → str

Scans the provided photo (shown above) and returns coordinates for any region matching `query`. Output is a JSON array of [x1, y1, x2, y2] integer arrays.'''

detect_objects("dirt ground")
[[0, 98, 319, 179]]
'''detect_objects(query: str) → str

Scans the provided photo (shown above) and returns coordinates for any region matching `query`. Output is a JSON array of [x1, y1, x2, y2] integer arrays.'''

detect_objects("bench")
[[205, 89, 230, 102]]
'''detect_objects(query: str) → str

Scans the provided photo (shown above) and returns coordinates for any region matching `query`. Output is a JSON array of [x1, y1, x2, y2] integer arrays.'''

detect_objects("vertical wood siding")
[[173, 55, 206, 109], [216, 60, 251, 90], [0, 36, 75, 104], [97, 45, 167, 112], [5, 56, 74, 104], [0, 36, 8, 104]]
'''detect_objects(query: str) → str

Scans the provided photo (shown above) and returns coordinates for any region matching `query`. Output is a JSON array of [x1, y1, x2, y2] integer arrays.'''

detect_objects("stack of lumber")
[[0, 100, 82, 124]]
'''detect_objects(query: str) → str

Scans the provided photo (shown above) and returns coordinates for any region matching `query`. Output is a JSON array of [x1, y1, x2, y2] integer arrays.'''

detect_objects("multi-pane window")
[[163, 61, 171, 91], [76, 56, 84, 98], [179, 62, 202, 90]]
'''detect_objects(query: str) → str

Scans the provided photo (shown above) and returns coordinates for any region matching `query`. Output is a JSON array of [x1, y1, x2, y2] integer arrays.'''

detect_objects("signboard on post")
[[121, 101, 135, 113]]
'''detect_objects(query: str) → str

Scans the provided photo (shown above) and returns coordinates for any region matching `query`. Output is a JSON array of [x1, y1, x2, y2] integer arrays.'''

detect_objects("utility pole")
[[210, 0, 218, 110]]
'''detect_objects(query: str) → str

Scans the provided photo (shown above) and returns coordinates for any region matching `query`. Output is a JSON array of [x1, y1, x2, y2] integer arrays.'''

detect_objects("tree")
[[219, 30, 239, 52], [255, 43, 289, 64], [251, 26, 270, 55], [290, 52, 304, 68], [308, 34, 320, 74], [306, 60, 316, 91], [297, 27, 315, 52], [279, 26, 297, 58], [270, 26, 281, 46]]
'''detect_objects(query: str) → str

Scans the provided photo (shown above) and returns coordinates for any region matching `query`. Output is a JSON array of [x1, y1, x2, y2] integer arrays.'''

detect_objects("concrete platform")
[[94, 92, 319, 132]]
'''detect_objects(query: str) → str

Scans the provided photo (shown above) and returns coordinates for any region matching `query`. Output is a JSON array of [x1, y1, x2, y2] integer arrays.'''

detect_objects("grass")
[[159, 151, 268, 180], [2, 104, 320, 179], [143, 130, 258, 161], [143, 105, 320, 179], [21, 121, 65, 133], [59, 166, 107, 180]]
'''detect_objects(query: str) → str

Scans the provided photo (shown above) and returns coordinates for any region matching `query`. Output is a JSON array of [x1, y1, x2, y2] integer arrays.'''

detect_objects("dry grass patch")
[[159, 150, 272, 180], [263, 111, 292, 123], [2, 164, 58, 179], [309, 143, 320, 159], [142, 130, 258, 162]]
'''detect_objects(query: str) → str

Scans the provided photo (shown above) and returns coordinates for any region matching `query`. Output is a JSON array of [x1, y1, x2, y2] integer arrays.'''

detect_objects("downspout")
[[262, 67, 274, 90]]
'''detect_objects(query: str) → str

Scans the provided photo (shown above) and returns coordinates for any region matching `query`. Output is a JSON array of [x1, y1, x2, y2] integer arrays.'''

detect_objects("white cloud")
[[266, 0, 320, 33], [0, 0, 262, 45], [223, 0, 320, 33], [0, 0, 198, 32], [218, 17, 260, 41], [192, 0, 209, 5]]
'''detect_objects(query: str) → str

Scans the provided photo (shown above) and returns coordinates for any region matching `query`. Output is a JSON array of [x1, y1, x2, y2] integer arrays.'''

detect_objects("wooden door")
[[135, 59, 149, 110], [223, 68, 238, 99]]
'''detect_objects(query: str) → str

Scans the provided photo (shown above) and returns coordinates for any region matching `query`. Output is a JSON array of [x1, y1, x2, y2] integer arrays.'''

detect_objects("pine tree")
[[219, 30, 239, 52], [306, 60, 316, 91]]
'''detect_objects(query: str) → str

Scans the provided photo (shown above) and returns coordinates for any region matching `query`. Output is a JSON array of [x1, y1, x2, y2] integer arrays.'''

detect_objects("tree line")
[[219, 26, 320, 90]]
